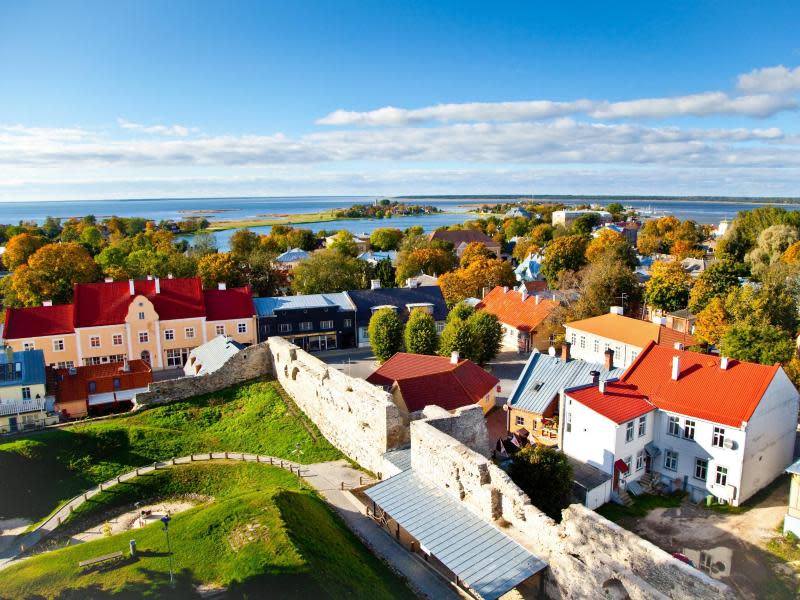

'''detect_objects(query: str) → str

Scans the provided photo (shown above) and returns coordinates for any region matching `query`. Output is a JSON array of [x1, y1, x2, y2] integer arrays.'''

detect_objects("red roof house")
[[366, 352, 499, 414], [203, 285, 255, 320], [3, 304, 75, 338], [476, 286, 559, 352], [565, 381, 655, 424]]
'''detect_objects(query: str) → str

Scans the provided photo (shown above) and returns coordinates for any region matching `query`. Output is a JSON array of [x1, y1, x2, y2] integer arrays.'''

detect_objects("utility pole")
[[161, 515, 174, 586]]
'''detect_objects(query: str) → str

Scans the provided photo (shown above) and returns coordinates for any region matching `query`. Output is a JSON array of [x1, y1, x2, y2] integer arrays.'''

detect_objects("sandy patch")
[[0, 518, 33, 554]]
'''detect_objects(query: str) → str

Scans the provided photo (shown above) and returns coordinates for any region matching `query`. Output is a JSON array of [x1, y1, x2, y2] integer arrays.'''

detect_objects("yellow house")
[[3, 277, 256, 371], [0, 348, 56, 434]]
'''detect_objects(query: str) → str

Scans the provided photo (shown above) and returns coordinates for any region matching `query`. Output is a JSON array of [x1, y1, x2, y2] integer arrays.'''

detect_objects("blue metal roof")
[[787, 458, 800, 475], [514, 253, 543, 282], [383, 448, 412, 472], [275, 248, 310, 262], [254, 292, 353, 317], [357, 250, 398, 264], [366, 469, 547, 599], [507, 351, 624, 415], [0, 349, 46, 388]]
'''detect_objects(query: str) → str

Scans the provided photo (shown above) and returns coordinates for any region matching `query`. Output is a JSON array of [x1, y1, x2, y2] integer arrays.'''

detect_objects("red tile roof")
[[620, 342, 779, 428], [52, 360, 152, 404], [366, 352, 499, 413], [73, 278, 206, 327], [3, 304, 75, 339], [657, 326, 699, 349], [203, 286, 255, 321], [476, 286, 559, 332], [567, 382, 655, 424], [429, 229, 499, 247]]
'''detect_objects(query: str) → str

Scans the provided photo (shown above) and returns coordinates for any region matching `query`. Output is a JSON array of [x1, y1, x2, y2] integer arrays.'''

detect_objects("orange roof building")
[[366, 352, 499, 415], [476, 286, 559, 353]]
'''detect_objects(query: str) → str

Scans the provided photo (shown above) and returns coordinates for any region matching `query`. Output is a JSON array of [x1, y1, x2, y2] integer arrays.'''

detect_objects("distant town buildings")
[[428, 229, 501, 258], [551, 209, 613, 228]]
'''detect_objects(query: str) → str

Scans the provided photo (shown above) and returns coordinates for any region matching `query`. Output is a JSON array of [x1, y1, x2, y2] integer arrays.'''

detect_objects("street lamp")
[[160, 515, 174, 586]]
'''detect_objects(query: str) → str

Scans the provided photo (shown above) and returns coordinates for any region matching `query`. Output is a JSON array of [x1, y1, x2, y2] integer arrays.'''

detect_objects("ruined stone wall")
[[411, 411, 733, 600], [133, 342, 271, 408], [267, 337, 408, 474]]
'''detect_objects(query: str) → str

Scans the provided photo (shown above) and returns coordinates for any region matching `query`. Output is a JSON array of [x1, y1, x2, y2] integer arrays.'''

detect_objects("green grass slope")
[[0, 463, 414, 599], [0, 379, 342, 522]]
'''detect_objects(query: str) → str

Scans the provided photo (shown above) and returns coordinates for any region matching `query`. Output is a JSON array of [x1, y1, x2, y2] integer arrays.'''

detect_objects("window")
[[712, 427, 726, 448], [694, 458, 708, 481], [279, 324, 292, 333], [138, 311, 145, 320], [625, 420, 634, 442], [237, 322, 247, 334], [436, 321, 445, 334], [565, 411, 572, 433], [56, 361, 74, 369], [299, 321, 313, 331], [88, 381, 96, 393], [593, 339, 599, 353], [667, 416, 680, 437], [90, 336, 101, 348], [138, 331, 149, 344], [21, 387, 31, 400], [185, 327, 195, 339], [664, 450, 678, 471], [623, 456, 632, 474], [344, 318, 353, 328], [515, 415, 524, 426], [570, 333, 576, 346], [715, 466, 728, 486], [635, 450, 645, 471], [579, 336, 586, 349], [112, 334, 124, 346], [320, 320, 333, 330], [166, 348, 187, 367], [683, 419, 696, 440], [638, 416, 647, 437], [630, 350, 638, 361], [165, 329, 175, 341], [52, 339, 64, 352], [113, 378, 121, 390], [23, 342, 35, 351], [215, 325, 225, 336]]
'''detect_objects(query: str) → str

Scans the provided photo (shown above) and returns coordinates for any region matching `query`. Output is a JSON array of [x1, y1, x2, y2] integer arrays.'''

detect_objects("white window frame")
[[237, 322, 247, 334], [593, 339, 599, 353], [299, 321, 313, 332], [515, 415, 524, 426], [625, 420, 634, 443], [23, 341, 35, 351], [344, 318, 353, 328], [21, 387, 31, 400], [635, 450, 645, 471], [436, 321, 445, 334], [664, 450, 678, 471], [52, 339, 65, 352], [279, 323, 292, 333], [579, 336, 586, 349], [694, 458, 708, 481], [320, 320, 334, 330], [638, 415, 647, 437], [215, 324, 225, 336], [667, 416, 680, 437], [90, 336, 101, 348], [112, 333, 124, 346], [683, 419, 696, 441], [185, 327, 195, 340], [712, 426, 725, 448], [138, 331, 149, 344], [715, 465, 728, 486]]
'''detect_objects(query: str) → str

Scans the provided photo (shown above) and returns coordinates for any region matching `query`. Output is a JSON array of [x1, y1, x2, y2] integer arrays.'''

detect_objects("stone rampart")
[[410, 410, 733, 600], [133, 342, 271, 408], [267, 337, 408, 474]]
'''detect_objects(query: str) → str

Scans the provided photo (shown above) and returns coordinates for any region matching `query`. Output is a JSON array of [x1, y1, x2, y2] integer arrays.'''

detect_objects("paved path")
[[0, 453, 460, 599]]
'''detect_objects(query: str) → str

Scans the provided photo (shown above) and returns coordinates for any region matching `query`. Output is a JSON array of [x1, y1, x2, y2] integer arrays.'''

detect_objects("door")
[[8, 417, 17, 433], [141, 350, 151, 365], [645, 456, 652, 474], [612, 468, 620, 491]]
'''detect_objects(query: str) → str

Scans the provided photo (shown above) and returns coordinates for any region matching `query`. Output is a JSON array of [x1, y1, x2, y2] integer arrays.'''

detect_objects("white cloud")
[[737, 65, 800, 94], [117, 118, 198, 137]]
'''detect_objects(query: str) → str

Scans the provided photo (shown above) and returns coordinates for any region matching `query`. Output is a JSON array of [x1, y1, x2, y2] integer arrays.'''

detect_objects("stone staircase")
[[616, 488, 634, 507], [638, 472, 659, 493]]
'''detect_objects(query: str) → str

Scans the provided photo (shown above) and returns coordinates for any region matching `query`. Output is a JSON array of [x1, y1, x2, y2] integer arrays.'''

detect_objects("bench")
[[78, 551, 124, 569]]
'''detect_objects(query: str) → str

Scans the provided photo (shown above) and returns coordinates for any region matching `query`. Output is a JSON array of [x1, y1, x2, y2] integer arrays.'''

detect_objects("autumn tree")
[[459, 242, 493, 267], [512, 237, 539, 262], [197, 252, 243, 288], [643, 261, 691, 312], [687, 260, 741, 314], [395, 246, 456, 285], [572, 254, 641, 319], [369, 228, 404, 251], [2, 233, 48, 270], [328, 230, 359, 256], [782, 240, 800, 264], [291, 249, 364, 294], [540, 235, 588, 288], [745, 224, 799, 277], [439, 255, 516, 307], [368, 308, 404, 363], [585, 229, 637, 268], [404, 308, 439, 355], [694, 297, 729, 347], [229, 228, 261, 258]]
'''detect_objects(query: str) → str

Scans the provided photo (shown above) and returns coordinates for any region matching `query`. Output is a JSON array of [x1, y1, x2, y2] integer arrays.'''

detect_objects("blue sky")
[[1, 1, 800, 200]]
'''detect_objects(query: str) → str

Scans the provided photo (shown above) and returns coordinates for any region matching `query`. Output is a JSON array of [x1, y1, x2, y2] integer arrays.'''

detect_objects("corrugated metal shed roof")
[[508, 351, 623, 415], [365, 470, 547, 599], [275, 248, 310, 262], [786, 458, 800, 476], [383, 448, 412, 472], [0, 349, 46, 388], [184, 336, 244, 377], [253, 293, 353, 317], [569, 457, 612, 491]]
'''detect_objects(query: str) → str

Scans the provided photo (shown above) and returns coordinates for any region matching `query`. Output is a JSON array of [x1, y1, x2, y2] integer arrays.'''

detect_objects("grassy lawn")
[[0, 463, 414, 599], [0, 379, 342, 522], [596, 491, 686, 523]]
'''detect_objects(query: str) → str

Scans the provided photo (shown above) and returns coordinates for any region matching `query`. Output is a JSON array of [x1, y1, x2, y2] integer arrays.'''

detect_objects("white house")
[[560, 342, 799, 507], [183, 335, 244, 377]]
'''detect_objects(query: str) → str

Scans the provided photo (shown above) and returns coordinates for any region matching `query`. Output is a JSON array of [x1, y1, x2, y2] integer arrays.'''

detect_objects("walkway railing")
[[0, 452, 311, 568]]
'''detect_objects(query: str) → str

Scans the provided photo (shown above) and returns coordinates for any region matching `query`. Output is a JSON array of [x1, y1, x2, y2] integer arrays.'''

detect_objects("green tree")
[[79, 225, 105, 255], [291, 249, 363, 294], [369, 228, 404, 251], [448, 302, 475, 323], [571, 213, 601, 236], [229, 228, 260, 258], [368, 308, 405, 362], [42, 216, 62, 239], [507, 446, 574, 521], [720, 323, 795, 365], [244, 248, 286, 297], [328, 230, 359, 256], [374, 258, 396, 288], [540, 235, 588, 287], [190, 232, 219, 257], [643, 261, 691, 312], [466, 311, 502, 365], [438, 317, 475, 361], [687, 260, 741, 314], [606, 202, 625, 219], [404, 309, 439, 355], [573, 253, 641, 319]]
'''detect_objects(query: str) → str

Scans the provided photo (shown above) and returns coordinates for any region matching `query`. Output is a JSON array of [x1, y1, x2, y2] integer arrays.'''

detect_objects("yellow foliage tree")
[[694, 296, 729, 346]]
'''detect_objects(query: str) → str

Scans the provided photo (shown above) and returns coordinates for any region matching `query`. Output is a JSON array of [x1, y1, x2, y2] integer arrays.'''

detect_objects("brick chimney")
[[604, 348, 614, 370], [561, 341, 571, 363], [671, 356, 680, 380]]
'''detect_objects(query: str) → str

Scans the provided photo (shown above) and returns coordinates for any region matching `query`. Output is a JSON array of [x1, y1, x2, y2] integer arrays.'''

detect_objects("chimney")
[[590, 370, 600, 384], [673, 342, 683, 350], [154, 277, 161, 294], [561, 341, 571, 363], [599, 380, 606, 394], [535, 294, 541, 305], [548, 346, 556, 357], [218, 282, 227, 290], [610, 306, 623, 316], [450, 351, 459, 365], [370, 279, 381, 290], [42, 300, 52, 307], [720, 356, 729, 370], [671, 356, 680, 381], [146, 275, 153, 281], [503, 286, 509, 293], [604, 348, 614, 371], [104, 277, 113, 283], [521, 289, 528, 302], [129, 279, 135, 295], [122, 357, 130, 372], [167, 273, 174, 279]]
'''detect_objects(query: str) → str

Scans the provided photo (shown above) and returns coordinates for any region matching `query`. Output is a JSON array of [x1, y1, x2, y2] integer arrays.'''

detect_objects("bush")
[[507, 446, 573, 521]]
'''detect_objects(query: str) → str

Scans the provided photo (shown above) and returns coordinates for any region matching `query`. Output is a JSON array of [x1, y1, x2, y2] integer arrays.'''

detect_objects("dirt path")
[[0, 519, 33, 555], [71, 500, 203, 543]]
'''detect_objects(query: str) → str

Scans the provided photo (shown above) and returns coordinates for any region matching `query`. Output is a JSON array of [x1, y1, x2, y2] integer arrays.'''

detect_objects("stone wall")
[[267, 337, 408, 474], [133, 342, 271, 408], [410, 410, 733, 600]]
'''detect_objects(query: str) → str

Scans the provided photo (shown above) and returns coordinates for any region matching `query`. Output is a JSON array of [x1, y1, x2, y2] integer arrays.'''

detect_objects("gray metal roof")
[[787, 457, 800, 475], [184, 335, 244, 377], [569, 457, 612, 491], [507, 351, 624, 415], [253, 292, 353, 317], [365, 470, 547, 599], [383, 448, 412, 472], [275, 247, 310, 262]]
